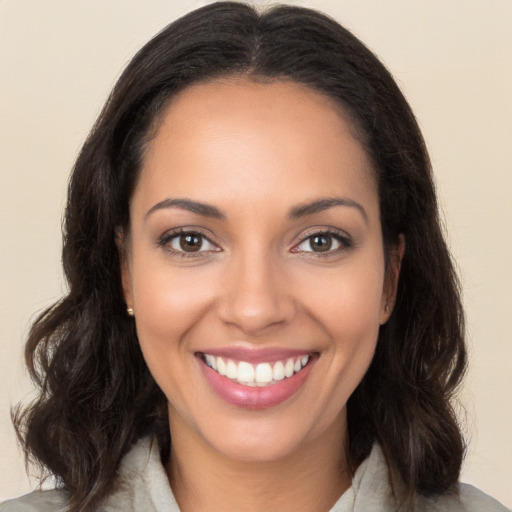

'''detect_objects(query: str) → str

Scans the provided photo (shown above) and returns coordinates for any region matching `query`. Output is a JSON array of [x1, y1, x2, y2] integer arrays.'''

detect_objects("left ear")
[[116, 228, 134, 312], [380, 234, 405, 325]]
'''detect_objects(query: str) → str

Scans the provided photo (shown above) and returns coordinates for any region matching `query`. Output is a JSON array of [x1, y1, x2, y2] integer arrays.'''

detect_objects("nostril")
[[217, 301, 295, 335], [216, 261, 297, 334]]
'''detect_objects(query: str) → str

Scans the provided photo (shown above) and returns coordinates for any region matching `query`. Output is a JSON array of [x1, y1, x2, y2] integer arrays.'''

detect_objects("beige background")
[[1, 0, 511, 506]]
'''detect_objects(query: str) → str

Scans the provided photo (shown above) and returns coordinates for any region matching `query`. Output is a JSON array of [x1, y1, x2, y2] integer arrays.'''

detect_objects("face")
[[122, 79, 398, 463]]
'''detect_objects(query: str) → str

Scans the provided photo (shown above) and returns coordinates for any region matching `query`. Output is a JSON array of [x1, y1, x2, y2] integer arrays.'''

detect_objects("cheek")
[[129, 262, 219, 414], [303, 261, 385, 335], [298, 259, 385, 386], [131, 259, 216, 358]]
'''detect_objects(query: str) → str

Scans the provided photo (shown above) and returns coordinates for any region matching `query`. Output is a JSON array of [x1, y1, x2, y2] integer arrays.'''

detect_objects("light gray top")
[[1, 437, 509, 511]]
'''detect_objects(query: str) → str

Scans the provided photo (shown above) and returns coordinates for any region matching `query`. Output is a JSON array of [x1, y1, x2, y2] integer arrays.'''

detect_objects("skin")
[[121, 78, 401, 512]]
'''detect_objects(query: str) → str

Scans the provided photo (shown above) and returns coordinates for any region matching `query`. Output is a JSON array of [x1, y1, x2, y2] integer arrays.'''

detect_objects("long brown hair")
[[14, 3, 466, 511]]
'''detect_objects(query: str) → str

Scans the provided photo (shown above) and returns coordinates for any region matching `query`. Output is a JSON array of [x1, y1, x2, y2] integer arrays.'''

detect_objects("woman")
[[1, 2, 508, 511]]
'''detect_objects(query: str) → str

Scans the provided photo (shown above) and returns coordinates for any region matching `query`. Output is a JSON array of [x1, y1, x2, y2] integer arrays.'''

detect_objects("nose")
[[217, 251, 297, 336]]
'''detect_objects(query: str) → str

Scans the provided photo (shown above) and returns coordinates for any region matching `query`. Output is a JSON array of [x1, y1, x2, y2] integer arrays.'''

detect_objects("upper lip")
[[195, 346, 315, 364]]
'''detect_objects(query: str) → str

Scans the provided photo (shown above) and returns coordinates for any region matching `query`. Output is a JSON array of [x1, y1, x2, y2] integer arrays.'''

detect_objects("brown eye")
[[164, 231, 219, 255], [179, 233, 203, 252], [309, 235, 332, 252], [293, 231, 351, 256]]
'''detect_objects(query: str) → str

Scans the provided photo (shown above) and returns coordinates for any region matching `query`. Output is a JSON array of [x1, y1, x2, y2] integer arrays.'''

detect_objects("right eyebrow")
[[145, 198, 226, 220], [288, 197, 368, 225]]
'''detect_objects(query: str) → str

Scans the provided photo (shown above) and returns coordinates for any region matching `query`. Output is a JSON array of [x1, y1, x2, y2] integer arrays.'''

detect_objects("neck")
[[166, 413, 351, 512]]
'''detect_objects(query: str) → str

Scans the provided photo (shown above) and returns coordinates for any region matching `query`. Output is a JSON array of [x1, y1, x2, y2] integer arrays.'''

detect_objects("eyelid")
[[156, 225, 353, 259], [169, 233, 218, 252], [290, 227, 353, 255], [157, 226, 221, 257]]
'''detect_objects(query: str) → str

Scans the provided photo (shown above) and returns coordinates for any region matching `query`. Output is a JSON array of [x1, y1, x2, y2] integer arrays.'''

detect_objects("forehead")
[[135, 78, 378, 218]]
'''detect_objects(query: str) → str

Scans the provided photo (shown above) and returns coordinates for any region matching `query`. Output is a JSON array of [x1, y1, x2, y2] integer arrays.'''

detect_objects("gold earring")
[[127, 306, 134, 317]]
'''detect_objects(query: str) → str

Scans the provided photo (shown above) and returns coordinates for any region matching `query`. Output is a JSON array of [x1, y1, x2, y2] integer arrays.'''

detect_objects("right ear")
[[116, 229, 134, 310], [379, 234, 405, 325]]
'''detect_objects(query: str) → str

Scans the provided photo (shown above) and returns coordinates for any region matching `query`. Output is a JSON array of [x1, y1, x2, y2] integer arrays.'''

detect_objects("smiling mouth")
[[200, 353, 312, 387]]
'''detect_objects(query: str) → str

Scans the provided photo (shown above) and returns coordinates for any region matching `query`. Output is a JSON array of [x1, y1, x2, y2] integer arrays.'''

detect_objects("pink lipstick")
[[197, 349, 316, 409]]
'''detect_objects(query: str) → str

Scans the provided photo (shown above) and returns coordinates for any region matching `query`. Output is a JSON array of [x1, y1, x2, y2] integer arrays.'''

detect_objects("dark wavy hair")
[[14, 2, 466, 511]]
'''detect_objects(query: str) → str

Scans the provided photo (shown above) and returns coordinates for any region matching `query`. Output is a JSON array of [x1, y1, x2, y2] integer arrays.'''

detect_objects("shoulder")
[[0, 437, 178, 512], [458, 483, 510, 512], [351, 443, 510, 512], [0, 489, 66, 512], [415, 483, 509, 512]]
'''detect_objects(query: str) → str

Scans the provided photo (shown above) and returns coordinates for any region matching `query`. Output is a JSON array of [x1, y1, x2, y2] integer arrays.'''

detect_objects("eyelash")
[[157, 228, 219, 259], [292, 229, 353, 258], [157, 227, 353, 259]]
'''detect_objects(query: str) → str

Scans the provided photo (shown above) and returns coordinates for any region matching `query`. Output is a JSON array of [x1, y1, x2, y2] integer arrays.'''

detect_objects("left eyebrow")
[[288, 197, 368, 225], [145, 198, 226, 220]]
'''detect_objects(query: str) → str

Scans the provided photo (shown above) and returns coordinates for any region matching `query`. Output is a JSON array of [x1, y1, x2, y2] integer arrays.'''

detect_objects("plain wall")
[[1, 0, 511, 506]]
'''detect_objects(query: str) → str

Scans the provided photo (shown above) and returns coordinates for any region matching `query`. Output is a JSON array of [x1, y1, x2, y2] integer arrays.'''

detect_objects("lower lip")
[[198, 356, 315, 409]]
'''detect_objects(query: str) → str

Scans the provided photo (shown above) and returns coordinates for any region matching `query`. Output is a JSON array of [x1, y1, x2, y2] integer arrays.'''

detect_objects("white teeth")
[[237, 361, 255, 383], [204, 354, 312, 387], [255, 363, 273, 384], [205, 354, 217, 370], [284, 358, 295, 378], [273, 361, 285, 381], [216, 357, 226, 376], [226, 360, 237, 379]]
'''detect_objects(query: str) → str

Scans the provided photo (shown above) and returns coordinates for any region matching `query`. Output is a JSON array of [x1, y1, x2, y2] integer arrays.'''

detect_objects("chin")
[[203, 421, 313, 463]]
